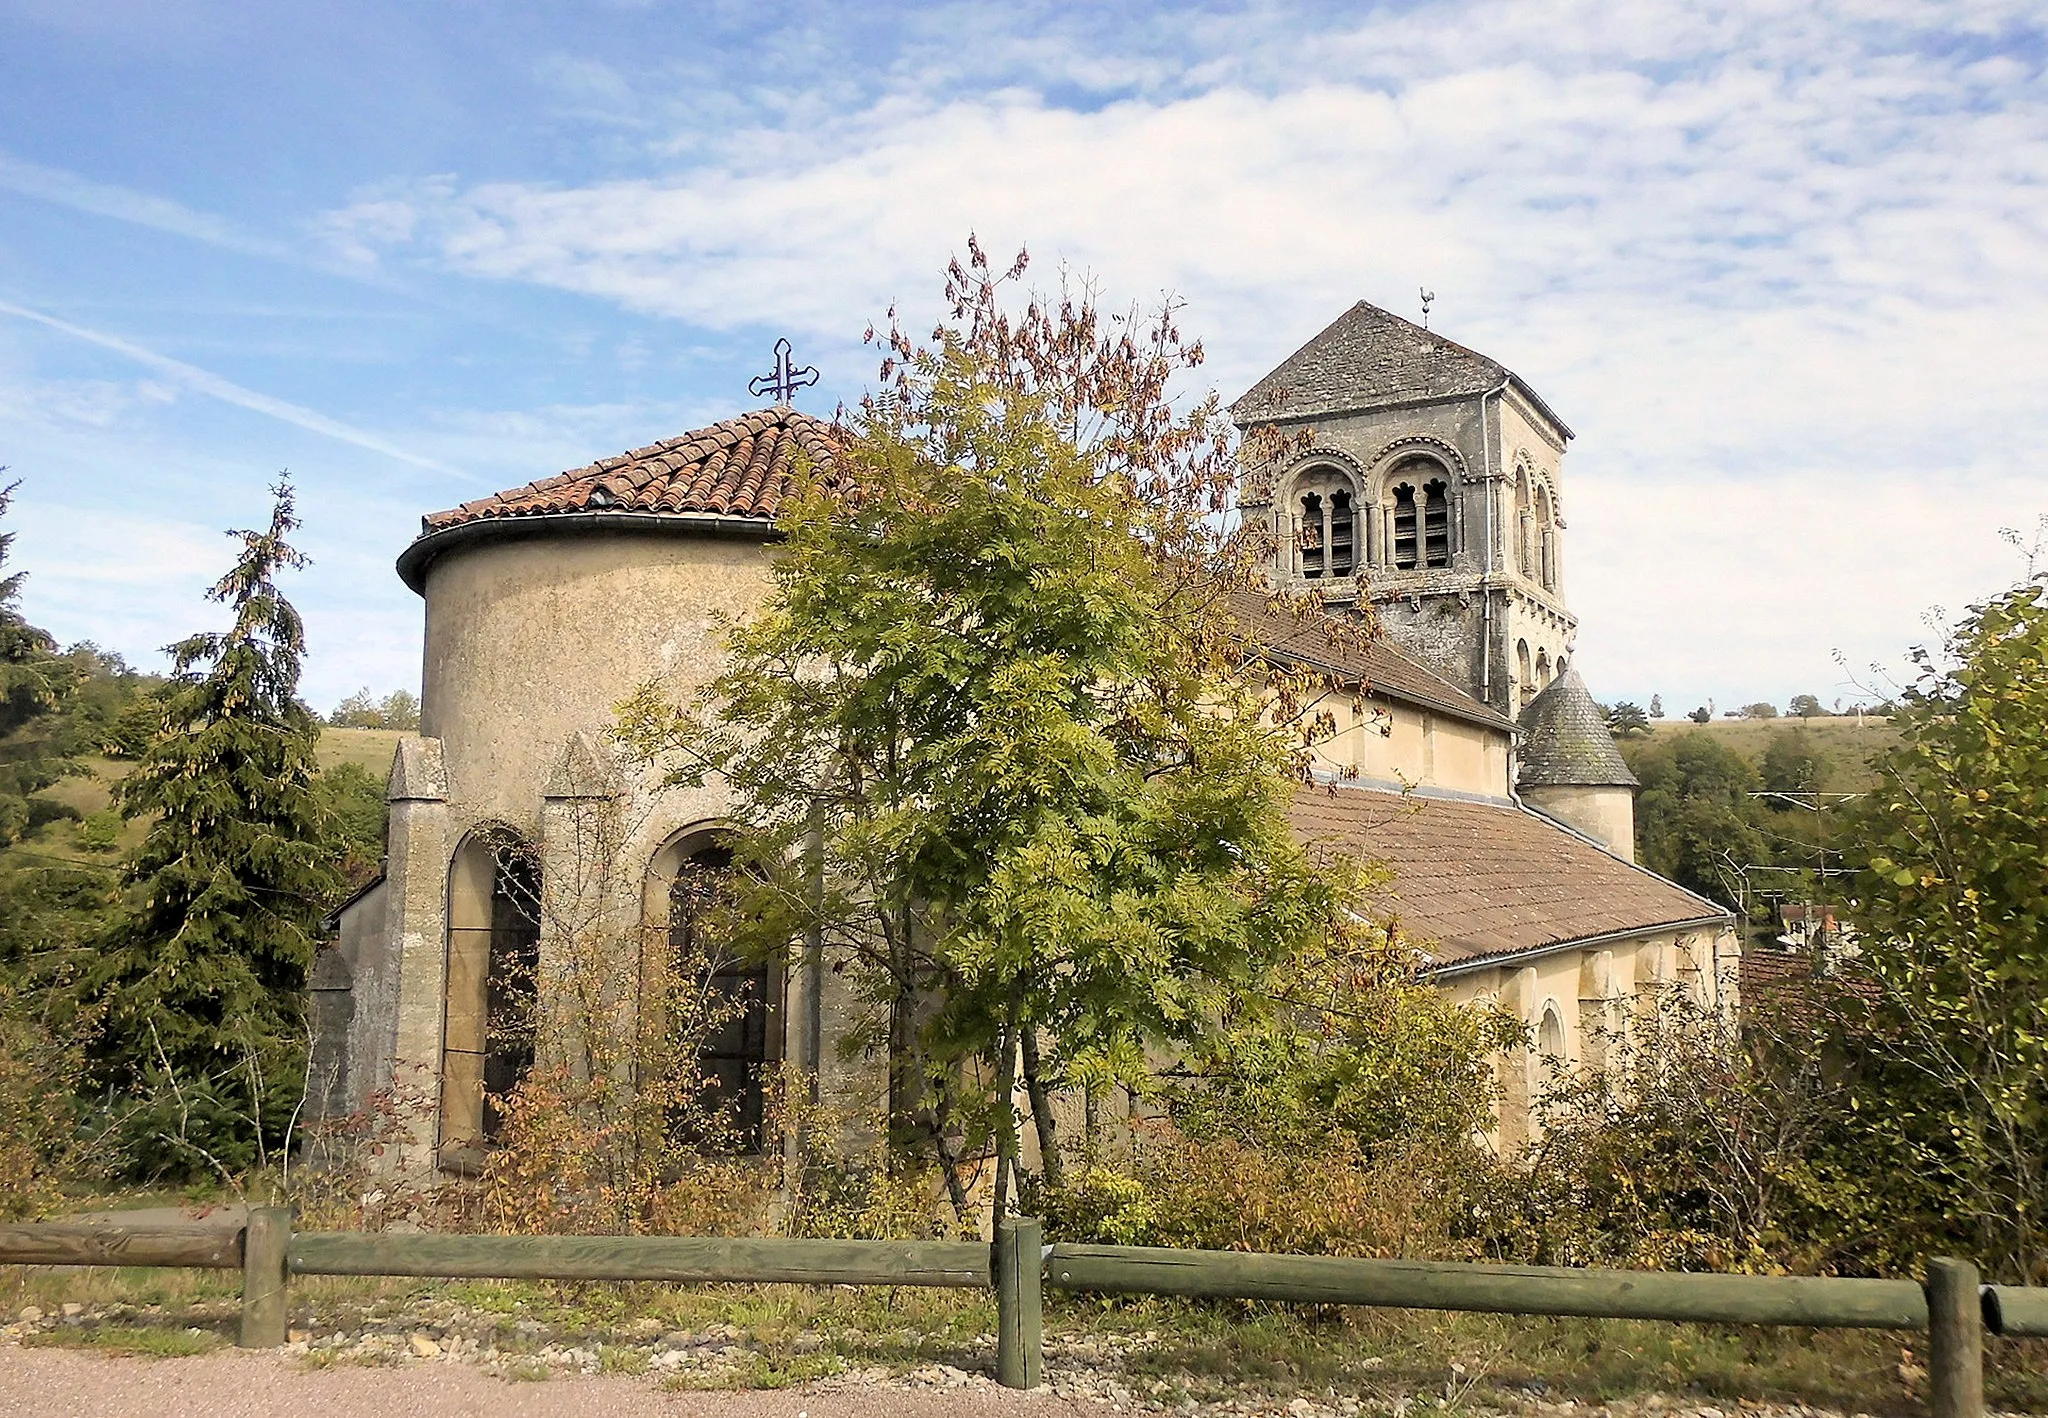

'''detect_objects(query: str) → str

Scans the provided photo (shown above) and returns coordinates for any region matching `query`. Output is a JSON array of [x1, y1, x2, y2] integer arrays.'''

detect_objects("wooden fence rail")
[[1044, 1244, 1929, 1328], [3, 1214, 2035, 1418]]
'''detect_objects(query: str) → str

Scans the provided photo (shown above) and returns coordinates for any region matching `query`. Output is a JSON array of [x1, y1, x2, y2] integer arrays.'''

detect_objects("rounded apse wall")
[[416, 526, 776, 826]]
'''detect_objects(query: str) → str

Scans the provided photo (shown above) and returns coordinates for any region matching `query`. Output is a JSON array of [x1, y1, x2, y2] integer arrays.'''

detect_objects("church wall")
[[1521, 784, 1636, 862], [1304, 691, 1511, 798], [391, 532, 889, 1169], [419, 531, 777, 833], [1438, 921, 1739, 1147]]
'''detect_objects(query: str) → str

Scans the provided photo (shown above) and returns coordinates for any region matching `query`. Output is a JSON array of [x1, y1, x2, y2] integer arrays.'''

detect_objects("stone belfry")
[[1233, 301, 1578, 717]]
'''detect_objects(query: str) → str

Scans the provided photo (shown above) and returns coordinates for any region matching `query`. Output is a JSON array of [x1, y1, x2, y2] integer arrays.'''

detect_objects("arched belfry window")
[[1423, 479, 1451, 568], [1536, 486, 1558, 590], [1298, 491, 1325, 578], [1289, 465, 1360, 581], [442, 828, 541, 1162], [1392, 485, 1419, 570], [664, 839, 779, 1155], [1329, 490, 1356, 576]]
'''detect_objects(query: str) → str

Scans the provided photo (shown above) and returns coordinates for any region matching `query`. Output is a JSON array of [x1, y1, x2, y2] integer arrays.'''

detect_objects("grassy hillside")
[[1642, 715, 1899, 792], [317, 727, 404, 779], [19, 727, 403, 866]]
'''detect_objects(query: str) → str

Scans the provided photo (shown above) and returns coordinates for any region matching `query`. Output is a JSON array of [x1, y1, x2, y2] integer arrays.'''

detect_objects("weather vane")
[[748, 338, 820, 406], [1420, 288, 1436, 329]]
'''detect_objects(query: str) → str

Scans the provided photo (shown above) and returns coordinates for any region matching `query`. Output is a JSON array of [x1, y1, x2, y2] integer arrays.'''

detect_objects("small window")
[[1392, 485, 1419, 570], [1423, 480, 1451, 568]]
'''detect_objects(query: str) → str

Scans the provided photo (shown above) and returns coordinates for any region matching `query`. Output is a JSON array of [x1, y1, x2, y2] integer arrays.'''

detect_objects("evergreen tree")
[[82, 482, 341, 1175], [0, 480, 83, 842], [1607, 701, 1652, 738]]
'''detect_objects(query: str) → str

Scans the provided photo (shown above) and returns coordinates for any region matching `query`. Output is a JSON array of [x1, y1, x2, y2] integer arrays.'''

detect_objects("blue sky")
[[2, 0, 2043, 715]]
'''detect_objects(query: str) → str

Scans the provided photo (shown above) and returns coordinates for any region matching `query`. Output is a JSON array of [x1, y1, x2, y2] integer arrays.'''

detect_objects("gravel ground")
[[0, 1302, 1951, 1418], [0, 1345, 1092, 1417]]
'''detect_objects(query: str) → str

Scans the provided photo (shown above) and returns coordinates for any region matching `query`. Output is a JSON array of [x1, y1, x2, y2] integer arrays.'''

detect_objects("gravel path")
[[0, 1346, 1095, 1418]]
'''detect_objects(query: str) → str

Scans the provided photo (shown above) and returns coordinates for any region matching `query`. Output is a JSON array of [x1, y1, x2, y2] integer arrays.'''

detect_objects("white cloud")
[[300, 0, 2048, 702]]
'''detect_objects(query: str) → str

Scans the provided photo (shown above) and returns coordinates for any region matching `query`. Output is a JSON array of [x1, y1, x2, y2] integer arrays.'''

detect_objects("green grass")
[[12, 1266, 2040, 1409], [23, 1324, 228, 1358], [14, 727, 398, 866], [316, 727, 405, 778]]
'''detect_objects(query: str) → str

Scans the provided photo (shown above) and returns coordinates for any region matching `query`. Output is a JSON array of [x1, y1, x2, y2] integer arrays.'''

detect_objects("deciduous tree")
[[625, 244, 1365, 1220], [1827, 575, 2048, 1279]]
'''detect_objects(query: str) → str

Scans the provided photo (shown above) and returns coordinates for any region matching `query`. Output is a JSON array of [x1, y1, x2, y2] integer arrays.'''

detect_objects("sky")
[[1, 0, 2043, 717]]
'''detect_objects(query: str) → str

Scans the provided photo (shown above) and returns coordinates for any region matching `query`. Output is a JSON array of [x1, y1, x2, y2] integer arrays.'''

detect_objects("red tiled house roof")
[[1291, 782, 1732, 970]]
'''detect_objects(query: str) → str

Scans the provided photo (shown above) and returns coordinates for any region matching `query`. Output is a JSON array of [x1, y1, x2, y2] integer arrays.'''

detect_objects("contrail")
[[0, 150, 299, 264], [0, 298, 476, 482]]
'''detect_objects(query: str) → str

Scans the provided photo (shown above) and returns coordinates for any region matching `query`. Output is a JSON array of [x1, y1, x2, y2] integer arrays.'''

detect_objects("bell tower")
[[1233, 300, 1577, 717]]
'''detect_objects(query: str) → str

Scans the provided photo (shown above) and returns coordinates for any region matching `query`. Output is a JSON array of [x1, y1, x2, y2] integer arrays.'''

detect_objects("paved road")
[[0, 1348, 1099, 1418]]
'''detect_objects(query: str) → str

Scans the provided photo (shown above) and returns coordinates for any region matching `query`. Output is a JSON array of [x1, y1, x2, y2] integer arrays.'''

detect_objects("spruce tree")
[[85, 481, 341, 1175]]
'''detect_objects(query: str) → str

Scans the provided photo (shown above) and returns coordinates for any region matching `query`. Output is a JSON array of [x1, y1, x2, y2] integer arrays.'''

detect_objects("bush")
[[74, 810, 120, 853], [1045, 1124, 1510, 1260]]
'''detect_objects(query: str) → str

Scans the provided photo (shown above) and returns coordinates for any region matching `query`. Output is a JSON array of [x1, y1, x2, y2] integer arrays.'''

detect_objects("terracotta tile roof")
[[1290, 782, 1731, 968], [421, 407, 841, 534], [1232, 301, 1572, 437], [1227, 590, 1515, 732]]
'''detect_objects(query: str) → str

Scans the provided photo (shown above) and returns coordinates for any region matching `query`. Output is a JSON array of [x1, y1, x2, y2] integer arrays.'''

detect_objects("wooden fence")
[[5, 1213, 2042, 1417]]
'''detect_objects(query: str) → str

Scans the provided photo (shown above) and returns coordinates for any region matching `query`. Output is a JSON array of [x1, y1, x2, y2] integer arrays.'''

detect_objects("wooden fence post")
[[238, 1206, 291, 1349], [1925, 1257, 1984, 1418], [995, 1216, 1043, 1389]]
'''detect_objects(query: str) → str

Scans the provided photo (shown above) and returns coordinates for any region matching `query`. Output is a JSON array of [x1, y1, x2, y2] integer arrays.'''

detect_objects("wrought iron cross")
[[748, 338, 820, 405]]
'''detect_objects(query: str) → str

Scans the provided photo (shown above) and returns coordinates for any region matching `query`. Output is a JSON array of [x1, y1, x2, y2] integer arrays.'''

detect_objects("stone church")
[[312, 300, 1739, 1165]]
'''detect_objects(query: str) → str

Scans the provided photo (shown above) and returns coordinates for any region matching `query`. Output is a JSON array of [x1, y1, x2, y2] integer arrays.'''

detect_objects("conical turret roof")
[[1517, 667, 1639, 789]]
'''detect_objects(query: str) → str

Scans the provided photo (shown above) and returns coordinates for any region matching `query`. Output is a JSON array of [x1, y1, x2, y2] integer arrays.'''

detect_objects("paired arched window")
[[1517, 640, 1534, 708], [442, 827, 541, 1159], [1388, 477, 1451, 571], [663, 838, 777, 1155], [1294, 466, 1359, 579]]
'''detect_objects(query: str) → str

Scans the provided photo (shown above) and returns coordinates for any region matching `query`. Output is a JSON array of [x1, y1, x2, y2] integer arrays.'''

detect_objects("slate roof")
[[1517, 667, 1638, 788], [422, 407, 841, 534], [1232, 301, 1572, 437], [1291, 782, 1729, 968], [1226, 591, 1514, 732]]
